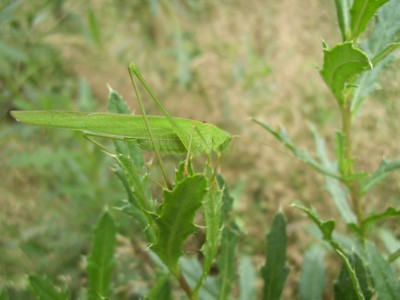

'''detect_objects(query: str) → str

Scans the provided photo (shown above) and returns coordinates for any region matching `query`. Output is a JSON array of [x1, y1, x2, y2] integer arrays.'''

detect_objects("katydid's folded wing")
[[10, 111, 231, 156]]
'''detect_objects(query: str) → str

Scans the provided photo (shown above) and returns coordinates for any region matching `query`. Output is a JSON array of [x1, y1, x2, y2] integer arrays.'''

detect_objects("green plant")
[[254, 0, 400, 299]]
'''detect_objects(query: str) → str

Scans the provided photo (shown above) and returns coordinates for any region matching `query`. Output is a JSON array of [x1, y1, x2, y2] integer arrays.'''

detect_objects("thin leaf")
[[309, 124, 357, 224], [372, 42, 400, 65], [300, 244, 326, 300], [365, 242, 400, 300], [293, 202, 336, 240], [217, 176, 240, 300], [361, 160, 400, 193], [335, 0, 353, 41], [252, 119, 342, 180], [350, 0, 390, 40], [362, 207, 400, 228], [28, 276, 69, 300], [151, 175, 207, 274], [87, 212, 117, 300], [239, 257, 257, 300], [197, 186, 223, 291], [320, 42, 372, 104], [146, 273, 172, 300], [261, 212, 290, 300], [334, 253, 373, 300]]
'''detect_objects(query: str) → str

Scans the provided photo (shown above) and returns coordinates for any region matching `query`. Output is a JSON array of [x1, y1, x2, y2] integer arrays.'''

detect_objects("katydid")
[[10, 63, 231, 187]]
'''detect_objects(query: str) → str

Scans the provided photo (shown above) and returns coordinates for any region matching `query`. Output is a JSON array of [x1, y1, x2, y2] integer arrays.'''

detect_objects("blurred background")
[[1, 0, 399, 298]]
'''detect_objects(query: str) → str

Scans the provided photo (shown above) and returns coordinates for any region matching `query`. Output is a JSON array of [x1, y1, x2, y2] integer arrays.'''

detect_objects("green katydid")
[[10, 63, 231, 187]]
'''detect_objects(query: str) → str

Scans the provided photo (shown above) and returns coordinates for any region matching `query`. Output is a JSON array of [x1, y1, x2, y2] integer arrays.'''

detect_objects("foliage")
[[2, 0, 400, 299]]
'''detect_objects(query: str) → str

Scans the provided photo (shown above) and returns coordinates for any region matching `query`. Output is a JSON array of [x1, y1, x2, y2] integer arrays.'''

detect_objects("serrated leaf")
[[261, 212, 290, 300], [28, 276, 69, 300], [334, 252, 373, 300], [217, 176, 240, 300], [365, 242, 400, 300], [335, 0, 352, 41], [198, 186, 223, 290], [300, 245, 326, 300], [151, 175, 207, 274], [320, 42, 372, 104], [362, 207, 400, 229], [350, 0, 390, 40], [252, 119, 341, 180], [146, 273, 172, 300], [87, 212, 117, 300], [361, 160, 400, 193], [293, 201, 336, 240]]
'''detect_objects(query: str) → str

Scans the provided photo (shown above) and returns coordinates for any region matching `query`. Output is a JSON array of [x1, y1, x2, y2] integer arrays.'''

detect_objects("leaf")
[[217, 176, 240, 300], [239, 256, 257, 300], [252, 119, 341, 180], [351, 0, 400, 116], [365, 242, 400, 300], [320, 42, 372, 104], [198, 186, 223, 289], [293, 201, 336, 240], [361, 160, 400, 193], [87, 212, 117, 300], [350, 0, 390, 40], [334, 252, 373, 300], [261, 212, 290, 300], [146, 273, 172, 300], [151, 175, 207, 274], [299, 244, 327, 300], [309, 125, 357, 224], [28, 276, 69, 300], [335, 0, 352, 41], [362, 207, 400, 228]]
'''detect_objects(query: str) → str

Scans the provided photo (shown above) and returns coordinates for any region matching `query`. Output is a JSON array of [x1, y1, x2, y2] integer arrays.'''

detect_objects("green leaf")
[[261, 212, 290, 300], [198, 186, 223, 290], [300, 245, 327, 300], [293, 202, 336, 240], [252, 119, 342, 180], [87, 8, 101, 46], [28, 276, 69, 300], [217, 176, 240, 300], [87, 212, 117, 300], [239, 257, 257, 300], [334, 253, 373, 300], [146, 273, 172, 300], [320, 42, 372, 104], [107, 87, 131, 115], [362, 207, 400, 229], [350, 0, 390, 40], [151, 175, 207, 274], [361, 160, 400, 193], [365, 242, 400, 300], [351, 0, 400, 116], [335, 0, 353, 41]]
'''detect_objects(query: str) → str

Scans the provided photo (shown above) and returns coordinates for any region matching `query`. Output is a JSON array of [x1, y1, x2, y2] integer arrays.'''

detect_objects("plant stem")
[[177, 271, 197, 300], [340, 100, 365, 238]]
